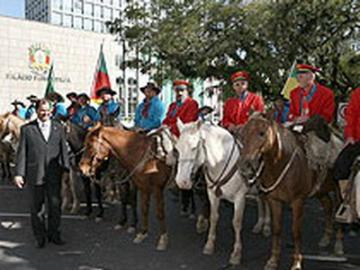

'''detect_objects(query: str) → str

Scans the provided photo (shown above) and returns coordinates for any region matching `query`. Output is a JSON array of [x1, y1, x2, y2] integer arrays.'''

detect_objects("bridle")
[[242, 125, 299, 194]]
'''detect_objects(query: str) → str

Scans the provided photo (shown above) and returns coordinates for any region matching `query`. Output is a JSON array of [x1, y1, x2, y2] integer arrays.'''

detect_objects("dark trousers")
[[334, 142, 360, 181], [28, 182, 62, 242]]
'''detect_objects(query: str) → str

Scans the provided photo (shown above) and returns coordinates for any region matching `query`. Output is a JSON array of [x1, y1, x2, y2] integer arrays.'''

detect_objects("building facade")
[[0, 15, 151, 118], [25, 0, 122, 33]]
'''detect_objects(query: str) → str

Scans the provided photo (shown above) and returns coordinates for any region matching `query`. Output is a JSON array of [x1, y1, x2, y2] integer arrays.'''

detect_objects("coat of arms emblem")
[[28, 44, 51, 75]]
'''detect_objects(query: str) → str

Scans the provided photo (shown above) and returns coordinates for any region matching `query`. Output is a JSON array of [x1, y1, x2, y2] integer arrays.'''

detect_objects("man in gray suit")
[[14, 99, 69, 248]]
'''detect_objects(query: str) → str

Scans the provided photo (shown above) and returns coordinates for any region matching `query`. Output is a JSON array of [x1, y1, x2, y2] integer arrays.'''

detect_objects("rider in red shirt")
[[221, 71, 264, 132], [335, 87, 360, 198], [162, 80, 199, 137], [288, 64, 335, 124]]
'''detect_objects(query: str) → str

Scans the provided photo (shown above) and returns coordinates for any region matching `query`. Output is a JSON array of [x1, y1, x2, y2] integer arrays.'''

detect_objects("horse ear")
[[177, 118, 185, 132]]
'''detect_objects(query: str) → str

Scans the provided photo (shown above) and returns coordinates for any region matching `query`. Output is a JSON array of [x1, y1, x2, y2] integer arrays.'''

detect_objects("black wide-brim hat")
[[46, 92, 65, 103], [77, 93, 90, 101], [26, 94, 38, 101], [11, 100, 25, 107], [140, 82, 161, 95], [66, 92, 78, 99], [96, 87, 117, 97]]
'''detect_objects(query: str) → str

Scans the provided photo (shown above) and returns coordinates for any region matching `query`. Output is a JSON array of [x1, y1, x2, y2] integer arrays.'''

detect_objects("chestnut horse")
[[79, 123, 171, 250], [238, 115, 343, 270]]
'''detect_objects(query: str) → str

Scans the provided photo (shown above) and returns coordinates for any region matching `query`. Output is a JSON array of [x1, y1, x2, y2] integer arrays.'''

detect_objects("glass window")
[[103, 7, 112, 20], [53, 0, 62, 10], [52, 12, 62, 25], [63, 14, 72, 27], [63, 0, 72, 12], [103, 0, 112, 5], [113, 0, 120, 7], [84, 18, 93, 30], [94, 20, 102, 32], [84, 3, 93, 16], [74, 16, 83, 29], [74, 0, 82, 13], [94, 5, 101, 18]]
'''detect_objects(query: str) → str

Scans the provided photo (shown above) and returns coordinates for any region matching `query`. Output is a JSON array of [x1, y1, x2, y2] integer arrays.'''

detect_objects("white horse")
[[175, 120, 249, 266]]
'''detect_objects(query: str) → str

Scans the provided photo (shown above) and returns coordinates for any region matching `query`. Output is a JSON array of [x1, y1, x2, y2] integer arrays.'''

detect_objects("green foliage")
[[107, 0, 360, 99]]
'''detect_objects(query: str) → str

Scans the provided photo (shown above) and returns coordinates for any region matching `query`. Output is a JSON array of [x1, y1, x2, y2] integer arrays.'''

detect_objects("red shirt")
[[221, 91, 264, 128], [288, 83, 335, 123], [344, 88, 360, 141], [162, 97, 199, 137]]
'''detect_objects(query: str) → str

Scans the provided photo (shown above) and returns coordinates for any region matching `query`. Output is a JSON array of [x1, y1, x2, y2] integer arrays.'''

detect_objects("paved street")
[[0, 182, 359, 270]]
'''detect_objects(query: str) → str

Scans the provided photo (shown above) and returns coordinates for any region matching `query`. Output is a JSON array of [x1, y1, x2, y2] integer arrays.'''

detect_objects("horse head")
[[79, 122, 111, 177], [175, 119, 205, 190], [238, 114, 280, 181]]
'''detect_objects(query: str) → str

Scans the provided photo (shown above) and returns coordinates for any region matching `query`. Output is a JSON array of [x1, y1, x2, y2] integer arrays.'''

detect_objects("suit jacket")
[[15, 119, 70, 185]]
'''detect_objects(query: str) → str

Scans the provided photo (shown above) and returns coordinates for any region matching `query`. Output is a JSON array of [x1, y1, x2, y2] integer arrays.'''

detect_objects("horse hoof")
[[290, 261, 302, 270], [334, 241, 344, 256], [264, 259, 279, 270], [229, 253, 241, 265], [156, 234, 169, 251], [133, 233, 148, 244], [189, 214, 196, 220], [203, 243, 215, 255], [262, 226, 271, 238], [196, 218, 209, 234], [114, 224, 124, 231], [318, 236, 331, 248], [127, 226, 136, 234], [95, 217, 103, 223], [252, 225, 262, 234]]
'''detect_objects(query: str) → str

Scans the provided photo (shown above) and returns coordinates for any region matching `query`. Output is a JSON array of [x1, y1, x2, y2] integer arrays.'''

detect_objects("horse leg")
[[252, 195, 265, 234], [229, 191, 247, 265], [133, 190, 150, 244], [290, 199, 304, 270], [128, 183, 138, 234], [70, 170, 80, 214], [334, 223, 345, 256], [155, 186, 168, 251], [94, 182, 104, 222], [317, 194, 333, 248], [115, 183, 128, 230], [265, 198, 283, 270], [180, 190, 192, 216], [82, 175, 92, 217], [203, 191, 220, 255], [196, 187, 210, 234], [61, 172, 70, 212], [189, 189, 196, 219], [263, 198, 272, 237]]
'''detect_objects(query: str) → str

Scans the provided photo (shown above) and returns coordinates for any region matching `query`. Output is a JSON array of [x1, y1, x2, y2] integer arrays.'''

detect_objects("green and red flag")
[[281, 61, 298, 100], [90, 44, 111, 103], [44, 63, 55, 97]]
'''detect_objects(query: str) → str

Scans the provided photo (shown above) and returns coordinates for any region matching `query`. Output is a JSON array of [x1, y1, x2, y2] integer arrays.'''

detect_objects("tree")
[[107, 0, 360, 99]]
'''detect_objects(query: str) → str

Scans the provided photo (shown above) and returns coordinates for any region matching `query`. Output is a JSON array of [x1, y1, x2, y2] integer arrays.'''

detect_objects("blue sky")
[[0, 0, 24, 18]]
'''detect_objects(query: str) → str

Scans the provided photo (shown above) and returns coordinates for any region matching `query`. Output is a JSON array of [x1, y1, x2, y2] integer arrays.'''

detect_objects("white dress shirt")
[[37, 119, 51, 142]]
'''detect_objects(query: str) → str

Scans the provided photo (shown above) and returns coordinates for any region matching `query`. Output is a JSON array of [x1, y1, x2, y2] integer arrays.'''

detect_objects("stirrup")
[[335, 203, 355, 224]]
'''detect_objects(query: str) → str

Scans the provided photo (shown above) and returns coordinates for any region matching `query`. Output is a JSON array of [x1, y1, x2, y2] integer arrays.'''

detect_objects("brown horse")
[[238, 115, 343, 270], [79, 123, 171, 250]]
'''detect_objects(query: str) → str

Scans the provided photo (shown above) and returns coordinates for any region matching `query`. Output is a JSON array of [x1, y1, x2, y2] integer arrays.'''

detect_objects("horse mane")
[[302, 115, 331, 143]]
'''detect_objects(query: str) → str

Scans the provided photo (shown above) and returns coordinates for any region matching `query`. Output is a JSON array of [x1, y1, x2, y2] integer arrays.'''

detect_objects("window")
[[103, 7, 112, 20], [63, 0, 72, 12], [74, 16, 83, 28], [84, 3, 93, 16], [94, 5, 101, 18], [84, 18, 93, 30], [103, 0, 112, 5], [74, 0, 82, 13], [113, 0, 120, 7], [53, 0, 62, 10], [52, 12, 62, 25], [63, 14, 72, 27], [94, 20, 102, 32]]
